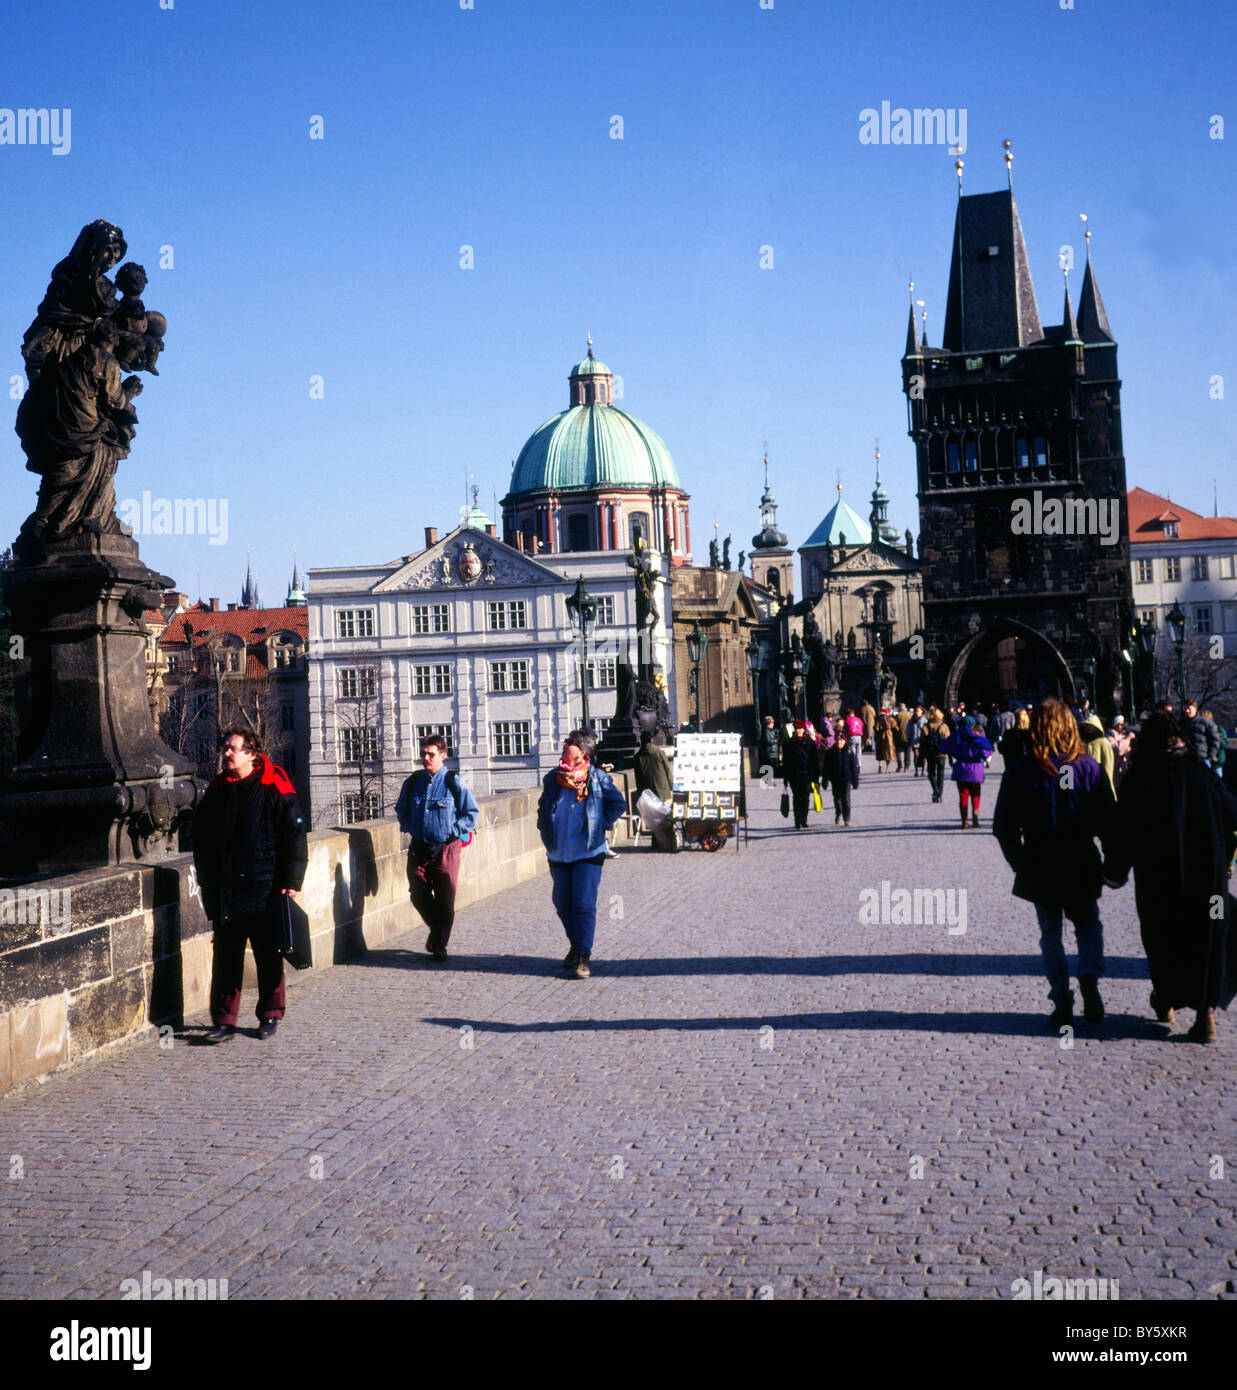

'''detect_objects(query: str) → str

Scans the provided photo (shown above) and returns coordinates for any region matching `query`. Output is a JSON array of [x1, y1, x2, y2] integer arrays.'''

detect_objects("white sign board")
[[671, 733, 743, 792]]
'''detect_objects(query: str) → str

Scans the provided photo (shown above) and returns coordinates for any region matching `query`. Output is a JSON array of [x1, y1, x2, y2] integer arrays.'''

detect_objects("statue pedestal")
[[821, 686, 844, 718], [0, 531, 199, 875]]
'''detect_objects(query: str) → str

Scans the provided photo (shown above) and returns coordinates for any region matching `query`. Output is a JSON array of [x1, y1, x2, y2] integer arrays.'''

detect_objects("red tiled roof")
[[158, 605, 308, 650], [1128, 487, 1237, 542]]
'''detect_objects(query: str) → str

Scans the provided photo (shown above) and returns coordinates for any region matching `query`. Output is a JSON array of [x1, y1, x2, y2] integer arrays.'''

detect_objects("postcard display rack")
[[670, 733, 747, 849]]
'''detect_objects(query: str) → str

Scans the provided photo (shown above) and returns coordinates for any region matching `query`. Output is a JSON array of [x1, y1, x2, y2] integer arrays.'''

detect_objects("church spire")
[[1061, 271, 1081, 345], [241, 553, 262, 610], [905, 274, 921, 356], [1076, 216, 1113, 342], [752, 448, 787, 551]]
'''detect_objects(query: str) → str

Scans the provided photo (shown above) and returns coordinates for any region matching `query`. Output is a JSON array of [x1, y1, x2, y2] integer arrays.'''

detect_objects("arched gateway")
[[944, 619, 1075, 711]]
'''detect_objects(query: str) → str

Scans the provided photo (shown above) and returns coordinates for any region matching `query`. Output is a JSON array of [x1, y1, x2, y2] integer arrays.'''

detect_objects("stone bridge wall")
[[0, 775, 633, 1095]]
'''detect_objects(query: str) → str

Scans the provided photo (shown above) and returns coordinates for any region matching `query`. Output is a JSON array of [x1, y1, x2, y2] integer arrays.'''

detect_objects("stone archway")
[[944, 619, 1075, 711]]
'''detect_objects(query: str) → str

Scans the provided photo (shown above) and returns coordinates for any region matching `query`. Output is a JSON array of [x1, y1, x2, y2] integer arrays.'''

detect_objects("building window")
[[963, 439, 978, 472], [586, 657, 617, 689], [595, 595, 615, 625], [1139, 609, 1157, 630], [592, 717, 611, 735], [566, 513, 592, 552], [341, 792, 382, 824], [628, 512, 651, 548], [338, 666, 377, 699], [1194, 606, 1213, 635], [809, 562, 822, 596], [1163, 521, 1178, 539], [280, 704, 295, 732], [340, 727, 378, 763], [521, 521, 536, 553], [1220, 555, 1235, 580], [1015, 437, 1030, 470], [415, 723, 455, 756], [1192, 555, 1209, 581], [490, 659, 530, 692], [1135, 558, 1153, 585], [272, 637, 299, 668], [492, 721, 532, 756], [336, 608, 375, 639], [947, 441, 961, 473], [1221, 604, 1237, 634], [488, 600, 527, 631], [412, 604, 451, 634], [1164, 557, 1181, 583], [413, 663, 451, 695]]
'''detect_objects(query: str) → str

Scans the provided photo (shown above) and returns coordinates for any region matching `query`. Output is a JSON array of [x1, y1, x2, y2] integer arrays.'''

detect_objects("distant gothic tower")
[[749, 453, 794, 598], [240, 558, 262, 610], [902, 171, 1132, 712], [501, 342, 691, 562]]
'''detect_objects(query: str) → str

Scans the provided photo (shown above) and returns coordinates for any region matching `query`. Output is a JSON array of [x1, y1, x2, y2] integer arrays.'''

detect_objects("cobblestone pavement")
[[2, 762, 1235, 1300]]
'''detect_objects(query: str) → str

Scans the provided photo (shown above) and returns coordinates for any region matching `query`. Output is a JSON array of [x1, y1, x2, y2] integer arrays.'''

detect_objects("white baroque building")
[[1129, 487, 1237, 640], [306, 521, 675, 826]]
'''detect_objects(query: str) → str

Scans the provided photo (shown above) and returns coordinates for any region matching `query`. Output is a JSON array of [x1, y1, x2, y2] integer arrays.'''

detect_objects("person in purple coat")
[[938, 715, 994, 829], [992, 698, 1117, 1029]]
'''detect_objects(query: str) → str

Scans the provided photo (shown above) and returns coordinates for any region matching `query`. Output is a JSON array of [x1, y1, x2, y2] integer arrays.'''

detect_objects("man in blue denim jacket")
[[395, 735, 479, 961]]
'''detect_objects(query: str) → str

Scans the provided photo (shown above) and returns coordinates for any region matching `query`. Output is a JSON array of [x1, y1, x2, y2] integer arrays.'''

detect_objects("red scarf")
[[555, 757, 591, 801]]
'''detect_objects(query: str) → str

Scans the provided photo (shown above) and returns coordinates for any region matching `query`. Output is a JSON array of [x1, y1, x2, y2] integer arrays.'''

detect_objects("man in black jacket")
[[193, 728, 308, 1042]]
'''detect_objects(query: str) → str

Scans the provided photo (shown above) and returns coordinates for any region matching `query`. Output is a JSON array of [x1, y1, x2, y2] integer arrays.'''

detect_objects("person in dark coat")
[[193, 727, 308, 1042], [1104, 712, 1237, 1043], [939, 716, 994, 828], [782, 719, 820, 829], [920, 707, 950, 803], [758, 714, 781, 779], [992, 698, 1117, 1029], [999, 706, 1033, 766], [633, 732, 675, 852], [822, 717, 854, 826]]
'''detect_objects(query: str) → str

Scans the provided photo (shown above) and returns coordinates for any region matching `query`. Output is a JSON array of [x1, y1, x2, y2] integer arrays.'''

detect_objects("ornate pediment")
[[373, 527, 560, 593], [831, 543, 917, 575]]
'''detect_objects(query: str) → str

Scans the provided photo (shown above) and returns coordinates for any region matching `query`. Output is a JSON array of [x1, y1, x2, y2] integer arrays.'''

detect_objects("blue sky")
[[1, 0, 1233, 606]]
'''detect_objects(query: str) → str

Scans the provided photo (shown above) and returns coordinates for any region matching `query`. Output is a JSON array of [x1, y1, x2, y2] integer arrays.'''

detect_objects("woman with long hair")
[[1105, 712, 1237, 1042], [920, 706, 951, 804], [992, 697, 1117, 1028], [537, 730, 628, 979]]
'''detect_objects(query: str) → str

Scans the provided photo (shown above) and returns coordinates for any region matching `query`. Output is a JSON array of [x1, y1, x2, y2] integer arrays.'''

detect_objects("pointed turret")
[[241, 555, 262, 610], [905, 300, 921, 356], [1077, 253, 1113, 343], [286, 555, 307, 607], [1061, 282, 1081, 344], [943, 189, 1042, 352]]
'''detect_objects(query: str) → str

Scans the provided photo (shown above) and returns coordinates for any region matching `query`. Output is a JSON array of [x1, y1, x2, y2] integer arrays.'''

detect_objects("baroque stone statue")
[[15, 221, 167, 557]]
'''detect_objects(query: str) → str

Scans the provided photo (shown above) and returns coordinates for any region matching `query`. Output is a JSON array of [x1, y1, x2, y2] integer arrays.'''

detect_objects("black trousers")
[[926, 757, 946, 799], [211, 912, 286, 1026], [790, 783, 812, 827]]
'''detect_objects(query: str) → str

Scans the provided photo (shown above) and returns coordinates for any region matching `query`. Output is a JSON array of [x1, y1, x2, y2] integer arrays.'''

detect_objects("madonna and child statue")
[[1, 220, 196, 874]]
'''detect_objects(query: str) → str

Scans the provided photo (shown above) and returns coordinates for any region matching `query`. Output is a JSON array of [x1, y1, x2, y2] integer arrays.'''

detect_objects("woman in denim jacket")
[[537, 729, 627, 978]]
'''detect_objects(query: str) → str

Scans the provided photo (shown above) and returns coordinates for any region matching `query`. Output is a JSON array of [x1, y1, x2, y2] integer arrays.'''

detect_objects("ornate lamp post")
[[565, 574, 598, 730], [1133, 616, 1157, 714], [685, 620, 708, 732], [745, 637, 762, 742], [1165, 600, 1187, 706], [1119, 617, 1136, 719], [793, 632, 811, 719]]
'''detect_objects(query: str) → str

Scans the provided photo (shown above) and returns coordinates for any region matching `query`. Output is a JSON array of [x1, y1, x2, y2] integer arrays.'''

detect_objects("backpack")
[[921, 726, 942, 757]]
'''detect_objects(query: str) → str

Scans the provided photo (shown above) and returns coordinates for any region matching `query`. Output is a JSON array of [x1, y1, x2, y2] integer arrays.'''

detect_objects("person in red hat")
[[782, 719, 820, 829]]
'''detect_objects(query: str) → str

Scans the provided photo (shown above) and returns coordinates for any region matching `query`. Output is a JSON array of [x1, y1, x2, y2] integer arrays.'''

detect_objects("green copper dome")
[[802, 494, 872, 548], [510, 406, 680, 494], [570, 354, 612, 376]]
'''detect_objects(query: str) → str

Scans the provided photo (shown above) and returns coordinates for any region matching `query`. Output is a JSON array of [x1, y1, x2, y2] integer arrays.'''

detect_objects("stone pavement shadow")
[[332, 828, 381, 962], [351, 948, 552, 975], [420, 1009, 1171, 1041], [353, 949, 1150, 981]]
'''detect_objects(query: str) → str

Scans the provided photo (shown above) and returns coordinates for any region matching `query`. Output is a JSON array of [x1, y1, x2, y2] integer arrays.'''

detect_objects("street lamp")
[[1165, 600, 1187, 704], [565, 574, 598, 730], [1132, 616, 1157, 714], [685, 620, 708, 732], [745, 637, 762, 741]]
